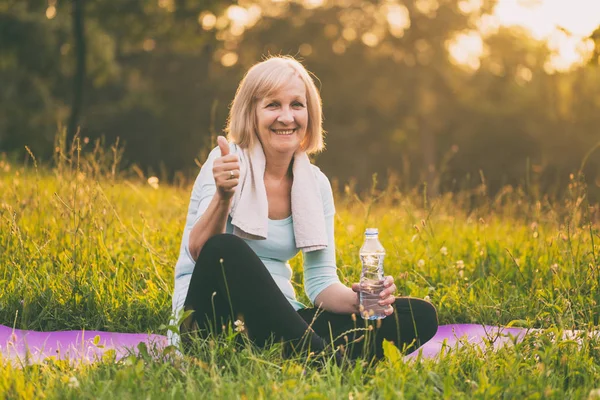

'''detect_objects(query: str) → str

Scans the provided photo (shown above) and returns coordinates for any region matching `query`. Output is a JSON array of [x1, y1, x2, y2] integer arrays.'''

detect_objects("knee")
[[200, 234, 253, 273], [412, 299, 438, 343], [393, 297, 438, 343], [203, 233, 247, 256]]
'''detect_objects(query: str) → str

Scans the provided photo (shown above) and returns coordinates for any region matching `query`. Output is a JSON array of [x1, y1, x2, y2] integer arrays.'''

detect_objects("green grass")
[[1, 144, 599, 399]]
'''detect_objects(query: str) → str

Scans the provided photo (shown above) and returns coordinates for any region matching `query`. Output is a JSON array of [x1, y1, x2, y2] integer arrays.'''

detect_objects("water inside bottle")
[[359, 251, 387, 320]]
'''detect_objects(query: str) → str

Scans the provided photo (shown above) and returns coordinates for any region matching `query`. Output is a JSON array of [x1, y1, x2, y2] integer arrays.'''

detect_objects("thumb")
[[217, 136, 230, 156], [351, 283, 361, 293]]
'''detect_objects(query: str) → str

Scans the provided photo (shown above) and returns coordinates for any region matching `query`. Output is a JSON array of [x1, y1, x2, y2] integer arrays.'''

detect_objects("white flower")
[[589, 388, 600, 399], [424, 295, 431, 302], [417, 259, 425, 268], [456, 260, 464, 269], [234, 319, 245, 332], [147, 176, 159, 189], [68, 376, 80, 388], [440, 246, 448, 256]]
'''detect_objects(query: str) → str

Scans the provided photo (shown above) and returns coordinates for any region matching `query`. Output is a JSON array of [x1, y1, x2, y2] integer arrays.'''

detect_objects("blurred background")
[[1, 0, 600, 200]]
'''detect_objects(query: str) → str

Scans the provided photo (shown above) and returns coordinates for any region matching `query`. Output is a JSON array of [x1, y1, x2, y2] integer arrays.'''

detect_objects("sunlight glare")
[[158, 0, 175, 12], [342, 27, 357, 42], [332, 39, 346, 54], [303, 0, 324, 9], [227, 5, 249, 25], [46, 6, 56, 19], [221, 52, 239, 67], [458, 0, 600, 72], [386, 4, 411, 38], [199, 12, 217, 30], [245, 5, 263, 28], [495, 0, 600, 39], [415, 0, 439, 17], [515, 65, 533, 84], [458, 0, 483, 15], [362, 32, 380, 47], [447, 31, 484, 70], [545, 31, 595, 72], [476, 14, 500, 36], [299, 43, 313, 56]]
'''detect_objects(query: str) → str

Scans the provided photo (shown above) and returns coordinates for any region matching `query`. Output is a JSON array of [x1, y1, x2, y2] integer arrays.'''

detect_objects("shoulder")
[[205, 146, 221, 163], [310, 164, 332, 191], [310, 164, 334, 210]]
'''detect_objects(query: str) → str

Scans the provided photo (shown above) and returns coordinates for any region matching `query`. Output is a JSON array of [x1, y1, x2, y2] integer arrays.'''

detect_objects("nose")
[[277, 106, 294, 124]]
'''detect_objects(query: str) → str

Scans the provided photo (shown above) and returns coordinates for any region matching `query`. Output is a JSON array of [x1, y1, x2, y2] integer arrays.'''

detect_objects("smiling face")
[[255, 74, 308, 159]]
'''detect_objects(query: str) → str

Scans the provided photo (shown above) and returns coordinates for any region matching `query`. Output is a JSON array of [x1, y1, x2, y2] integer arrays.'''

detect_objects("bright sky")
[[450, 0, 600, 73]]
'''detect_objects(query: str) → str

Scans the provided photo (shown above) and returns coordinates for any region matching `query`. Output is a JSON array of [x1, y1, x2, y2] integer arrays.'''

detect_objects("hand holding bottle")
[[354, 228, 397, 319], [351, 275, 397, 317]]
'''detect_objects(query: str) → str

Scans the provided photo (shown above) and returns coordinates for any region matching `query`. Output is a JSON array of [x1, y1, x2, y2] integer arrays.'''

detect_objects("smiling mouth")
[[271, 128, 296, 136]]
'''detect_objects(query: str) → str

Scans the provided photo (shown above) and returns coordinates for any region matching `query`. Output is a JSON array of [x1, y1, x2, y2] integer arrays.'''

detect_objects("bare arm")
[[188, 193, 232, 260], [313, 277, 398, 316], [313, 282, 359, 314], [188, 136, 240, 260]]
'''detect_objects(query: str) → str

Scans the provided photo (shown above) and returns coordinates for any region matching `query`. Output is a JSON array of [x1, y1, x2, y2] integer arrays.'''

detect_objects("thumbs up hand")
[[213, 136, 240, 201], [217, 135, 230, 156]]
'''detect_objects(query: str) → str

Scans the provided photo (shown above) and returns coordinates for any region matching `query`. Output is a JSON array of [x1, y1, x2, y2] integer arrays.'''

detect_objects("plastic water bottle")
[[359, 228, 387, 320]]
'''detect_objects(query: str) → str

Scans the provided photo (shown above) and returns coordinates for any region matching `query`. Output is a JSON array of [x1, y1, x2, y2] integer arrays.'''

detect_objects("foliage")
[[1, 0, 599, 200], [1, 141, 599, 398]]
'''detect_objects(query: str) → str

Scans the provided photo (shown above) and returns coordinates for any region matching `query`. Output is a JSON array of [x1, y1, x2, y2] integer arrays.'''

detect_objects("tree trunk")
[[418, 79, 439, 199], [67, 0, 86, 143]]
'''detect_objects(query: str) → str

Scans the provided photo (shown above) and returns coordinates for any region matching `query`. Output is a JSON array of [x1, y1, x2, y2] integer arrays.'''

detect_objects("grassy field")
[[1, 143, 599, 399]]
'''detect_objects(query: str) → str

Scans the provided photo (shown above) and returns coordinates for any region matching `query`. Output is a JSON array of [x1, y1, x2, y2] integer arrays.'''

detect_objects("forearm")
[[313, 282, 359, 314], [188, 193, 231, 260]]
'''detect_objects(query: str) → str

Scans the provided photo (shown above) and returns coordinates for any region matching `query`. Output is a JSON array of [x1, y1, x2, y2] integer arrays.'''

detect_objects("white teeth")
[[272, 129, 295, 135]]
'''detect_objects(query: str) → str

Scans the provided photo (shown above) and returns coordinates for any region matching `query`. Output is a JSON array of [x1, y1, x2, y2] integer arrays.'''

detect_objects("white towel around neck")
[[229, 142, 328, 252]]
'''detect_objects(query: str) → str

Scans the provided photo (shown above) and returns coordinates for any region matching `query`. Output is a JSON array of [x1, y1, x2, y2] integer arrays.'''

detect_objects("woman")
[[171, 56, 438, 361]]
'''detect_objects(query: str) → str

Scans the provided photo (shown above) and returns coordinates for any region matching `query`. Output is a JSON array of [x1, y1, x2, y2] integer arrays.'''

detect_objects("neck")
[[264, 155, 293, 180]]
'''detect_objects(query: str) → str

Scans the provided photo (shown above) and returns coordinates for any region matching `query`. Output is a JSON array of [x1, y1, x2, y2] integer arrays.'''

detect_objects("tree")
[[67, 0, 86, 143]]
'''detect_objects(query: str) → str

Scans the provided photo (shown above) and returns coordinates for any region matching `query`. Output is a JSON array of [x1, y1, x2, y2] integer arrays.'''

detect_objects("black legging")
[[181, 234, 438, 360]]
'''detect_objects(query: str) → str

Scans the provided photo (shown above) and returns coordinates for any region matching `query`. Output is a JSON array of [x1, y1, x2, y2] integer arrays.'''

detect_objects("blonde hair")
[[225, 56, 324, 154]]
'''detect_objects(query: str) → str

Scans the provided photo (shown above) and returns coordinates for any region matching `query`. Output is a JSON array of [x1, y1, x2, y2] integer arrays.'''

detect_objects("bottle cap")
[[365, 228, 378, 236]]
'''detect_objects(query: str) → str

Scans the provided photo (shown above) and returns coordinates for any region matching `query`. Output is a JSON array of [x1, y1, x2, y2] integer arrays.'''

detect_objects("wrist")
[[215, 191, 233, 206], [353, 289, 360, 314]]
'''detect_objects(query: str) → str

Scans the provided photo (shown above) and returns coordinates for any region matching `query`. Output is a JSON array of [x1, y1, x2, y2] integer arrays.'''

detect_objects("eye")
[[266, 102, 279, 108], [292, 101, 305, 108]]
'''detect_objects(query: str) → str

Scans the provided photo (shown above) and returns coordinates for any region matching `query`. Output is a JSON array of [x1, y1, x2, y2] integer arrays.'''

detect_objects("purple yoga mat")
[[0, 324, 168, 364], [405, 324, 527, 358], [0, 323, 529, 364]]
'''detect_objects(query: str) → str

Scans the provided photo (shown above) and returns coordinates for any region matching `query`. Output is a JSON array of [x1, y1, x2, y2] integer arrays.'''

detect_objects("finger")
[[230, 170, 239, 180], [384, 276, 395, 287], [379, 296, 396, 306], [384, 305, 394, 316], [217, 170, 239, 183], [217, 136, 230, 156], [351, 283, 360, 293], [380, 283, 397, 298], [213, 162, 240, 176], [219, 155, 239, 164], [219, 178, 239, 190], [223, 162, 241, 172]]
